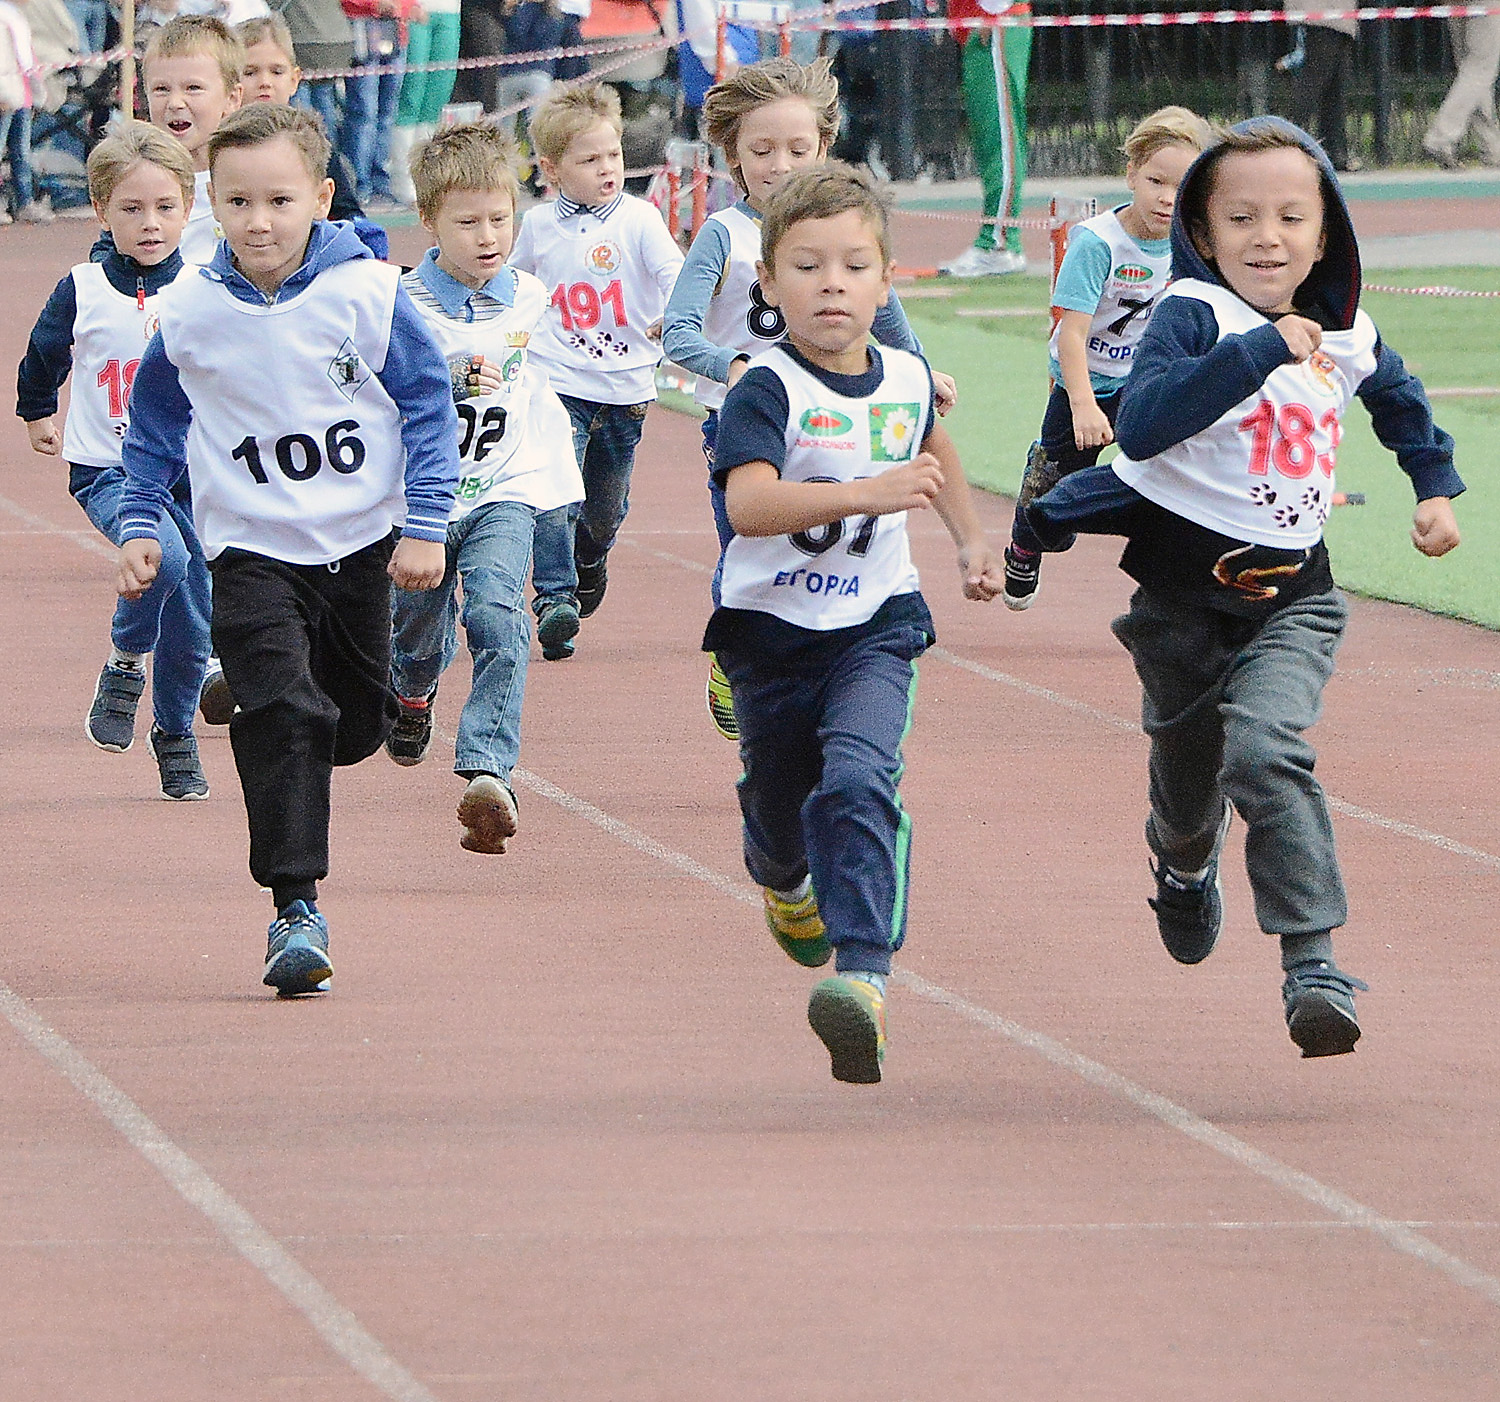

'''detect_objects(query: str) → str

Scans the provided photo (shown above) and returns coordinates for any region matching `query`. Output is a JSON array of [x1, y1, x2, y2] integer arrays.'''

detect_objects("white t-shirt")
[[693, 204, 784, 411], [179, 169, 221, 267]]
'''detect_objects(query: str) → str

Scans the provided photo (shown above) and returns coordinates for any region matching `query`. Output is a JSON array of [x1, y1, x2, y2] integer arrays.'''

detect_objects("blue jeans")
[[340, 26, 405, 198], [69, 464, 212, 734], [531, 394, 650, 605], [297, 80, 344, 146], [390, 499, 535, 780], [1, 106, 36, 208], [65, 0, 108, 52]]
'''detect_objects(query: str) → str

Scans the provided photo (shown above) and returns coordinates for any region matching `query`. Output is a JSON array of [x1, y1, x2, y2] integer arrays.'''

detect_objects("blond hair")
[[761, 162, 892, 271], [703, 57, 839, 192], [529, 82, 622, 167], [207, 102, 330, 184], [87, 119, 197, 208], [143, 14, 246, 97], [1120, 105, 1212, 168], [236, 14, 297, 64], [409, 122, 520, 222]]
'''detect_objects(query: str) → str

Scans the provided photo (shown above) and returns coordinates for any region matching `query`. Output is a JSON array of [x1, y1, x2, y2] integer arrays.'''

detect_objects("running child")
[[709, 165, 1003, 1084], [385, 123, 583, 854], [116, 103, 459, 996], [660, 56, 954, 741], [1002, 105, 1209, 610], [1026, 117, 1464, 1057], [508, 81, 684, 660], [16, 122, 212, 800]]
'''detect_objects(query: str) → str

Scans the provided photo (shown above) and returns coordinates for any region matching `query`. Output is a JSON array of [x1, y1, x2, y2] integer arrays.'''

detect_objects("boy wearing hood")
[[115, 103, 459, 997], [1026, 118, 1463, 1059]]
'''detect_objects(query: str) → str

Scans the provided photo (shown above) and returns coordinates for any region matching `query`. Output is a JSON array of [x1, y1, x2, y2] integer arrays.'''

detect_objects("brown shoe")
[[457, 774, 519, 853]]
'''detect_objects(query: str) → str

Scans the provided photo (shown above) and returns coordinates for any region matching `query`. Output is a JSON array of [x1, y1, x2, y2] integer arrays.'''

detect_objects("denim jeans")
[[1, 106, 36, 208], [297, 79, 344, 146], [65, 0, 108, 52], [391, 499, 535, 781], [340, 23, 405, 198], [69, 464, 212, 735], [531, 394, 649, 605]]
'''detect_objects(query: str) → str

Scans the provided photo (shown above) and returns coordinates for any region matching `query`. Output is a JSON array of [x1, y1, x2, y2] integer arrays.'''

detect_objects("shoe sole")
[[1287, 992, 1361, 1058], [263, 944, 333, 996], [198, 673, 236, 726], [458, 784, 519, 854], [536, 607, 581, 658], [808, 982, 883, 1084], [385, 746, 431, 767], [146, 731, 210, 801], [541, 643, 576, 662], [1002, 588, 1037, 612]]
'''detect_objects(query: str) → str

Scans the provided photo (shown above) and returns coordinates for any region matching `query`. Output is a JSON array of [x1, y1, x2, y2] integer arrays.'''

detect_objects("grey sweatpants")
[[1111, 587, 1348, 937]]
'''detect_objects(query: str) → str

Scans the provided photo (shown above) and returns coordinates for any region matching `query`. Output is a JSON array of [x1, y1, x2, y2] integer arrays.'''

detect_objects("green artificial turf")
[[904, 270, 1500, 629]]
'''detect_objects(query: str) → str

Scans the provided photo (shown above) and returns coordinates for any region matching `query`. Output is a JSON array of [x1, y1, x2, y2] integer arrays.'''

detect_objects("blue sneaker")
[[263, 901, 332, 996], [86, 661, 144, 752], [536, 598, 580, 661]]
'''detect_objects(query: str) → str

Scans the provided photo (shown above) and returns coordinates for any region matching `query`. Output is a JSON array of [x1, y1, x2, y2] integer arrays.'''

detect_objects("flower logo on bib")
[[869, 403, 921, 462]]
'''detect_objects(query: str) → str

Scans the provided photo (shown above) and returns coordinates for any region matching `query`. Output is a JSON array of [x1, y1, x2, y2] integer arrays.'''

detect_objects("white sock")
[[109, 646, 145, 672], [773, 875, 812, 903], [846, 971, 887, 996]]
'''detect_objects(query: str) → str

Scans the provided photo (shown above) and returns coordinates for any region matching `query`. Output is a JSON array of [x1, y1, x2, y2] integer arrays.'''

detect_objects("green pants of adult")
[[396, 12, 462, 127], [961, 25, 1031, 255]]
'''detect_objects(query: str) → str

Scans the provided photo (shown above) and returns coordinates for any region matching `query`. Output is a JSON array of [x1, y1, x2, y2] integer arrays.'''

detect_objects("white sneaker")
[[939, 244, 1027, 277]]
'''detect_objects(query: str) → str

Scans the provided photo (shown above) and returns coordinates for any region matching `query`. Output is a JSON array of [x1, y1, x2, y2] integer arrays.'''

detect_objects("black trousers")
[[209, 536, 397, 900], [1285, 27, 1354, 169]]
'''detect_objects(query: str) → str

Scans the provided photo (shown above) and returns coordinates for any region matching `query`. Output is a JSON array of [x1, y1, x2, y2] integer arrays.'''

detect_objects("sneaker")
[[86, 662, 144, 752], [147, 727, 210, 800], [808, 975, 887, 1084], [706, 653, 738, 741], [386, 690, 435, 766], [1282, 959, 1368, 1058], [458, 774, 519, 853], [263, 901, 332, 995], [1147, 803, 1231, 964], [1421, 137, 1461, 170], [938, 244, 1027, 277], [17, 200, 54, 225], [764, 885, 832, 967], [1002, 544, 1041, 611], [198, 661, 235, 726], [575, 554, 609, 618], [536, 597, 580, 661]]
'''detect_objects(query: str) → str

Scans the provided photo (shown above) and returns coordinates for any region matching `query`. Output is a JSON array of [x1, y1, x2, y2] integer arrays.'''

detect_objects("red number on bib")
[[1317, 408, 1340, 476], [1237, 400, 1330, 481], [551, 279, 628, 333], [98, 358, 141, 419]]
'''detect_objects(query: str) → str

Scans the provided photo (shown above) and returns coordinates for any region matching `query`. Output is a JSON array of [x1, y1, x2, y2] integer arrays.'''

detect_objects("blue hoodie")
[[1028, 118, 1465, 617], [120, 219, 458, 552]]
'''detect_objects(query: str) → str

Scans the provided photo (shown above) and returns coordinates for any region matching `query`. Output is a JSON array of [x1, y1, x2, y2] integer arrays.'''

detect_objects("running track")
[[1, 217, 1498, 1399]]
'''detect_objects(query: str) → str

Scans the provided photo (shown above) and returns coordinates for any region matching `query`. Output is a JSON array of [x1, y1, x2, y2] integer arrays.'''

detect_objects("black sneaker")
[[147, 727, 209, 800], [576, 553, 609, 618], [536, 597, 580, 660], [1148, 805, 1231, 964], [386, 690, 435, 766], [86, 663, 145, 752], [198, 661, 235, 725], [1002, 545, 1041, 611], [1282, 960, 1368, 1058]]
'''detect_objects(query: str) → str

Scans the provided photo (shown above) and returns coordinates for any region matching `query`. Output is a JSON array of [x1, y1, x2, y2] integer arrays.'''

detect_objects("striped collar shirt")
[[555, 193, 624, 223]]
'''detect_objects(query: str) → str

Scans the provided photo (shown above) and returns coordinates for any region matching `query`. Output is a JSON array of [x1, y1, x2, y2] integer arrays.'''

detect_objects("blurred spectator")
[[1281, 17, 1359, 172], [494, 0, 579, 135], [388, 0, 458, 202], [341, 0, 418, 204], [671, 0, 754, 133], [1423, 15, 1500, 167], [0, 0, 57, 221], [62, 0, 100, 54], [273, 0, 353, 137], [827, 0, 880, 173]]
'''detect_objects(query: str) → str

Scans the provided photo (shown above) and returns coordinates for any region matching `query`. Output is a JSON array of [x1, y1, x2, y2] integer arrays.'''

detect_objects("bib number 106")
[[232, 422, 367, 483]]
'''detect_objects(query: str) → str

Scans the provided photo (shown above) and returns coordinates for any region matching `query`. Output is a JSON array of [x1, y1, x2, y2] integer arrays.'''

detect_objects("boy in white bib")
[[386, 124, 584, 855], [710, 166, 1003, 1084], [116, 104, 458, 997], [1027, 119, 1464, 1058]]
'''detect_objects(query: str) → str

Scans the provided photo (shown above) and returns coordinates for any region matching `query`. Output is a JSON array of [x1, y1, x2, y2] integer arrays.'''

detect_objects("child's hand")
[[932, 370, 958, 416], [26, 417, 62, 456], [858, 453, 944, 515], [645, 318, 663, 343], [470, 354, 506, 396], [1071, 401, 1114, 450], [1274, 314, 1322, 363], [956, 540, 1004, 601], [726, 355, 750, 389], [117, 539, 161, 600], [1411, 496, 1460, 557], [389, 537, 448, 591]]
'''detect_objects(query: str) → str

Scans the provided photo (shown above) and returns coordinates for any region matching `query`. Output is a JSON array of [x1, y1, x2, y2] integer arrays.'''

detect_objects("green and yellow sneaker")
[[706, 653, 738, 741], [764, 885, 832, 967], [808, 975, 887, 1084]]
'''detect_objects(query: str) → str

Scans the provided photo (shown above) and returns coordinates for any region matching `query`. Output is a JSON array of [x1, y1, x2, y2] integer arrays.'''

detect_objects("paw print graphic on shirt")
[[1300, 486, 1322, 511], [1250, 484, 1278, 506], [1272, 505, 1301, 528]]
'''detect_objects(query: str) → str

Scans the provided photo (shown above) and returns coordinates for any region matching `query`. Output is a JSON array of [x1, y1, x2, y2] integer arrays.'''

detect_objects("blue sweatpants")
[[716, 614, 930, 975]]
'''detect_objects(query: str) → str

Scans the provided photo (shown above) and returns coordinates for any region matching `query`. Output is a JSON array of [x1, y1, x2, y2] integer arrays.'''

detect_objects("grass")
[[902, 270, 1500, 629]]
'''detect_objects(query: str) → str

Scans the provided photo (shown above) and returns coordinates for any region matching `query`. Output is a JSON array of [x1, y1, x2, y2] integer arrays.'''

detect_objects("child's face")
[[424, 187, 517, 290], [146, 52, 242, 168], [731, 98, 827, 212], [1196, 146, 1327, 317], [210, 135, 333, 294], [242, 40, 301, 106], [540, 119, 624, 208], [759, 208, 892, 372], [95, 159, 192, 265], [1124, 142, 1197, 241]]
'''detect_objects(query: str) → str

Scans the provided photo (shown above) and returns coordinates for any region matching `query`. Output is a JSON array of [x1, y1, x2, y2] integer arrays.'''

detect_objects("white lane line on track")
[[0, 984, 439, 1402], [507, 766, 1500, 1312], [0, 491, 116, 559], [617, 538, 1500, 873]]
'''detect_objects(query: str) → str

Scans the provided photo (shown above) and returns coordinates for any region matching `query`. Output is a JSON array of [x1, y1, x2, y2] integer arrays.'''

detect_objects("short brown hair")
[[236, 14, 297, 65], [143, 14, 245, 97], [207, 102, 330, 184], [760, 162, 892, 271], [1120, 105, 1212, 168], [88, 119, 197, 208], [529, 82, 622, 167], [703, 57, 839, 193], [1180, 118, 1325, 247], [409, 122, 519, 222]]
